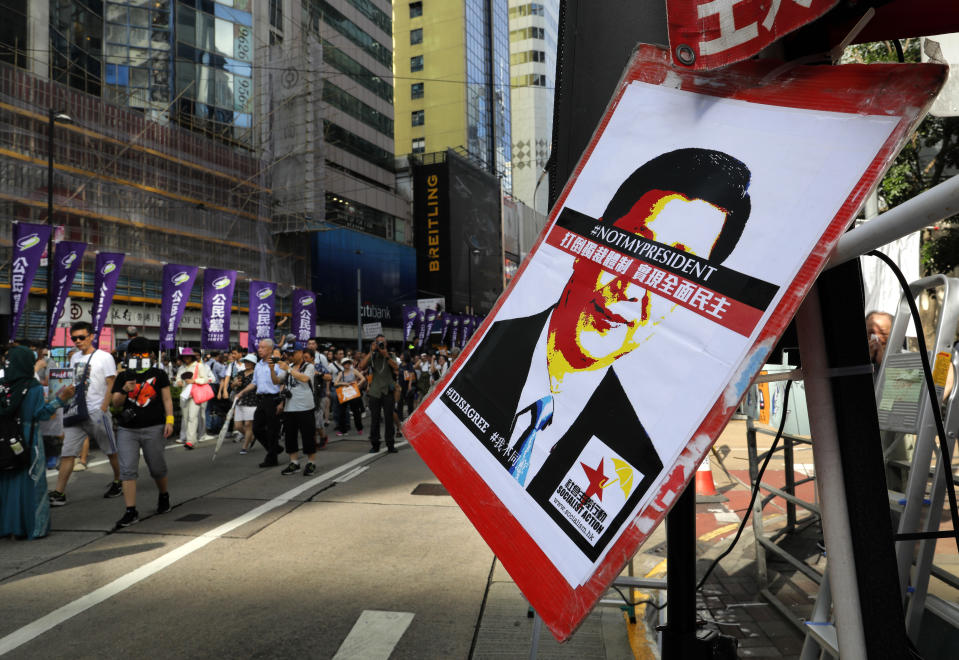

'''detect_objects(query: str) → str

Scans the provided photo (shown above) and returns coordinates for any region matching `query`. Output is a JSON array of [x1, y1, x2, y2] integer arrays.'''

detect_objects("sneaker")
[[368, 447, 379, 454], [175, 438, 185, 444], [157, 492, 170, 514], [73, 461, 87, 472], [387, 447, 398, 454], [46, 456, 58, 470], [48, 490, 67, 507], [104, 480, 123, 498], [336, 431, 344, 437], [259, 457, 279, 468], [281, 462, 301, 476], [239, 448, 249, 455], [303, 462, 317, 477], [184, 441, 195, 450], [116, 508, 139, 528]]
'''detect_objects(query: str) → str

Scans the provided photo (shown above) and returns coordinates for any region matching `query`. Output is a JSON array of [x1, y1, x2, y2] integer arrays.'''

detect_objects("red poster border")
[[404, 45, 945, 641]]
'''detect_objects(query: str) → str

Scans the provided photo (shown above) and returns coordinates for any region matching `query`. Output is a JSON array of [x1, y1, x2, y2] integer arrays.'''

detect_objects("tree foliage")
[[844, 39, 959, 274]]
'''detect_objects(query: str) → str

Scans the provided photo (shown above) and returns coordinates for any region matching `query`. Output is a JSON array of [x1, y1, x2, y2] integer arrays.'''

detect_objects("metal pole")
[[663, 485, 699, 659], [46, 108, 55, 344], [467, 247, 473, 315], [828, 174, 959, 267], [795, 285, 867, 660], [356, 267, 362, 351]]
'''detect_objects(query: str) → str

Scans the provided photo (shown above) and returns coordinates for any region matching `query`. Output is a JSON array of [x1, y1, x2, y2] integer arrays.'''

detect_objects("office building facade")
[[393, 0, 513, 190], [507, 0, 558, 214], [0, 0, 412, 343]]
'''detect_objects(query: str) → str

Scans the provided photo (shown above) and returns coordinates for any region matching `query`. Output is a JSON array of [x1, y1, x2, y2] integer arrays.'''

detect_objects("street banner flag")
[[90, 252, 125, 348], [437, 312, 451, 345], [402, 304, 419, 345], [423, 309, 438, 344], [249, 281, 277, 353], [449, 315, 461, 350], [415, 309, 427, 348], [9, 222, 52, 340], [404, 44, 945, 640], [159, 265, 199, 351], [46, 240, 87, 346], [291, 289, 317, 348], [201, 269, 236, 350]]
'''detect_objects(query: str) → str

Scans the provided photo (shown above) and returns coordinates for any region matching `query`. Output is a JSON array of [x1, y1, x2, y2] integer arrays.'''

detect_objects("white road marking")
[[334, 466, 369, 483], [1, 443, 406, 656], [714, 511, 742, 523], [332, 610, 415, 660]]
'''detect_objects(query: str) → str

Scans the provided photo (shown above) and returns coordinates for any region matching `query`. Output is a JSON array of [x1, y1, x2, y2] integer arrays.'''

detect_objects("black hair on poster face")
[[600, 148, 751, 263]]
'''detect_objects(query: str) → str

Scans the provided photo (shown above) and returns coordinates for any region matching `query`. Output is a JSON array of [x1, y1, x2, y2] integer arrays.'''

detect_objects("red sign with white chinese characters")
[[404, 44, 945, 640], [667, 0, 836, 70]]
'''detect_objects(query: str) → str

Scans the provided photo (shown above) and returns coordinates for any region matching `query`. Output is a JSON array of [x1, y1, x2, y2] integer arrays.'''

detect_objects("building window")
[[269, 0, 282, 30], [409, 2, 423, 18], [411, 82, 424, 99], [510, 73, 548, 88], [509, 27, 545, 41], [509, 3, 546, 18], [510, 50, 546, 65], [412, 138, 425, 154], [410, 28, 422, 45], [410, 55, 423, 72], [412, 110, 425, 126]]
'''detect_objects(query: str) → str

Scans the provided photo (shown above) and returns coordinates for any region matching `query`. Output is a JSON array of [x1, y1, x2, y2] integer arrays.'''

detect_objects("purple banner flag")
[[9, 222, 52, 340], [401, 305, 419, 345], [438, 312, 451, 345], [90, 252, 125, 347], [248, 281, 277, 353], [291, 289, 317, 348], [46, 241, 87, 346], [159, 264, 199, 351], [201, 269, 237, 350], [449, 315, 461, 349], [423, 309, 437, 342], [416, 309, 427, 348]]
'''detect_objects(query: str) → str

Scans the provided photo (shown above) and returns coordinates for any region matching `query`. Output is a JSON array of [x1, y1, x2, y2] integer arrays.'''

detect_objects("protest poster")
[[403, 45, 945, 639]]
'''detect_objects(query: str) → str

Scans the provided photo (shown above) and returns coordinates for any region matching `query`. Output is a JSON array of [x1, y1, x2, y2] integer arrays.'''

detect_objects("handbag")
[[337, 384, 361, 404], [190, 364, 215, 404], [64, 354, 94, 427]]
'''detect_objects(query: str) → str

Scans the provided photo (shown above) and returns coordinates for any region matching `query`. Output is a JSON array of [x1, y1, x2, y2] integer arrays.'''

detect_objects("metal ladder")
[[800, 275, 959, 658]]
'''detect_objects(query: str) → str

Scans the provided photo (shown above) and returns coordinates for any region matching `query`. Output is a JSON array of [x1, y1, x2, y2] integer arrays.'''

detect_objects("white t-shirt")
[[70, 348, 117, 409]]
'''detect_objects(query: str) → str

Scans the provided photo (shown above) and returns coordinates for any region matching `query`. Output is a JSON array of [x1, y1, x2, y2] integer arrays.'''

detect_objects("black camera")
[[118, 407, 138, 425]]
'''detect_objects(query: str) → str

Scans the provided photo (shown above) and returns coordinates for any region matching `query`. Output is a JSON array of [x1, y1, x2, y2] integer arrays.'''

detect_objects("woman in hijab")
[[0, 346, 75, 539]]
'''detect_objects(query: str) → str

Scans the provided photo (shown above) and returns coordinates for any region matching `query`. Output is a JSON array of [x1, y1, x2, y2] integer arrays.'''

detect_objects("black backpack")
[[0, 384, 31, 472]]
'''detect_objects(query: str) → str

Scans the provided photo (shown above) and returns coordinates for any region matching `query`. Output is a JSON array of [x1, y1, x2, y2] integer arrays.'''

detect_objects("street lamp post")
[[355, 250, 363, 351], [46, 109, 71, 346]]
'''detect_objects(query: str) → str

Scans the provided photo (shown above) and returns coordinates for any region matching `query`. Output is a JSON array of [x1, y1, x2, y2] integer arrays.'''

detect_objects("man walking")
[[358, 334, 398, 453], [236, 339, 285, 467], [48, 321, 123, 506]]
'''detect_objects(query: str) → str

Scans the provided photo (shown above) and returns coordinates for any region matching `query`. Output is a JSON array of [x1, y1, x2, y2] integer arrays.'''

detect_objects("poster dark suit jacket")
[[440, 306, 664, 560]]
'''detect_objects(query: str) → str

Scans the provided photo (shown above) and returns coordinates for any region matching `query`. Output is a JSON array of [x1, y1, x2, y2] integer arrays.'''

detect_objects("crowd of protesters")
[[1, 322, 461, 539]]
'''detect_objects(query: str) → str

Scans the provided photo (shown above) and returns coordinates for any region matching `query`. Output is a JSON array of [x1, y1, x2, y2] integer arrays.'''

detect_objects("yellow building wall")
[[394, 2, 468, 156]]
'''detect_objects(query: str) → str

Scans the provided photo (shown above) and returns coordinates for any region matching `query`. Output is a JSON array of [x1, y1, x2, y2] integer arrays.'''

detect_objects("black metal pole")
[[46, 108, 54, 346], [663, 484, 698, 659], [467, 247, 473, 314]]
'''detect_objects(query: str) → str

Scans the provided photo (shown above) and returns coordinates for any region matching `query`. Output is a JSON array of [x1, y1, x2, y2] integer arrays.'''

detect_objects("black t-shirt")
[[112, 368, 171, 428]]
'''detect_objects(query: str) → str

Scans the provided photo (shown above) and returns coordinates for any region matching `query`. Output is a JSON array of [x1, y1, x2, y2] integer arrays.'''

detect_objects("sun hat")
[[180, 347, 196, 356], [242, 353, 258, 365]]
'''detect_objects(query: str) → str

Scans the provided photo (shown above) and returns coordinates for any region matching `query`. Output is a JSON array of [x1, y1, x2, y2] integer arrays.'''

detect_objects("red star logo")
[[579, 458, 607, 506]]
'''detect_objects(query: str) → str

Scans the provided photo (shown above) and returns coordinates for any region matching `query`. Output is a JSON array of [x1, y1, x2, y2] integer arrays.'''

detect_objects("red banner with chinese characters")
[[667, 0, 836, 70]]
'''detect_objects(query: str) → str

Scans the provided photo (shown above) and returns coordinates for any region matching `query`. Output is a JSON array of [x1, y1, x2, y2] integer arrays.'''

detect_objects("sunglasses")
[[71, 334, 90, 341]]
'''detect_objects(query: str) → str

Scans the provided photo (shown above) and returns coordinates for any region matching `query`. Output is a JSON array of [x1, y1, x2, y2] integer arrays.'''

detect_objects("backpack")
[[0, 384, 31, 472]]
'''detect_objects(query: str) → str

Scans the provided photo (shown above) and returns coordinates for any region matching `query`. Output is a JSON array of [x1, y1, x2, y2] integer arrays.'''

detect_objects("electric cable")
[[695, 380, 793, 592], [868, 249, 959, 552]]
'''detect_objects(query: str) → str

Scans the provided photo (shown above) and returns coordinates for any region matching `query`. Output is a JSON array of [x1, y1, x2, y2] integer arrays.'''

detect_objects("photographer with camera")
[[357, 334, 398, 454], [110, 338, 173, 528], [273, 347, 318, 476]]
